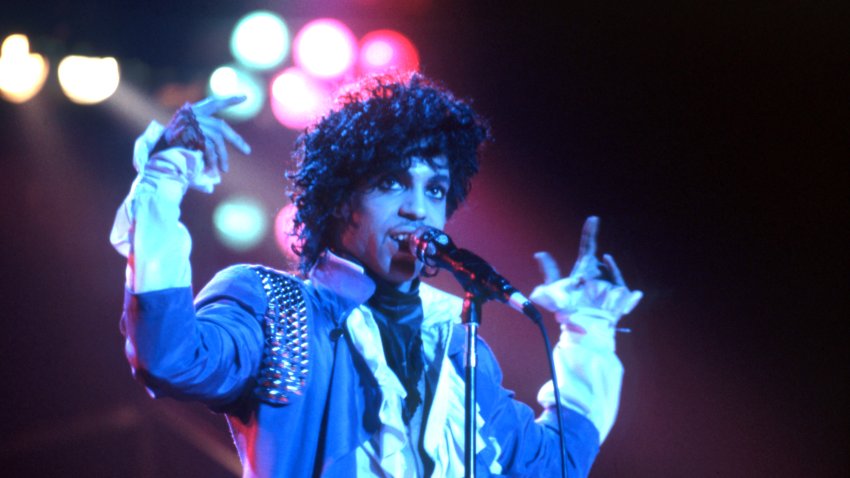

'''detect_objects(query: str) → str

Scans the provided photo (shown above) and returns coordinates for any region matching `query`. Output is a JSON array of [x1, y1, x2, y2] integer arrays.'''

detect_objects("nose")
[[399, 188, 427, 221]]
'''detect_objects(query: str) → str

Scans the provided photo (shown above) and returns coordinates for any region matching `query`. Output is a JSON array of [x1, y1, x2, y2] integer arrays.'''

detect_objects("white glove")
[[110, 97, 251, 292], [531, 216, 642, 351], [530, 216, 642, 443]]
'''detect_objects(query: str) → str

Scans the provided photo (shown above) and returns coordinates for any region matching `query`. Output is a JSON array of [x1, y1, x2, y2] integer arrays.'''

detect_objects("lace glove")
[[530, 217, 642, 443], [110, 98, 250, 292]]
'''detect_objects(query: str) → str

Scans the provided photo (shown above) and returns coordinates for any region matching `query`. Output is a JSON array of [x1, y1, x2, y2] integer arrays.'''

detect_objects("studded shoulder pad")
[[252, 266, 309, 405]]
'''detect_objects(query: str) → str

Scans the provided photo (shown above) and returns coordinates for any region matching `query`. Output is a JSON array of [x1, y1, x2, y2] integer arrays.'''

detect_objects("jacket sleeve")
[[121, 265, 267, 409], [452, 334, 600, 477]]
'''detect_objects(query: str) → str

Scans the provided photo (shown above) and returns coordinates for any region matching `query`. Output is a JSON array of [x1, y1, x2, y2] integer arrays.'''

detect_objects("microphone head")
[[408, 226, 453, 263], [408, 226, 530, 317]]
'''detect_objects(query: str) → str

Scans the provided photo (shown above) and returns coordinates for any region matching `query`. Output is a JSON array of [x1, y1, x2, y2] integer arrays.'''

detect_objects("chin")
[[386, 256, 421, 283]]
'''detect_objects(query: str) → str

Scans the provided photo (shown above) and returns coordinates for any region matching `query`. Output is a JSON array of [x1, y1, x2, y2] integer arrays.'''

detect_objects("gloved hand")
[[136, 95, 252, 194], [111, 95, 251, 292], [530, 216, 642, 350]]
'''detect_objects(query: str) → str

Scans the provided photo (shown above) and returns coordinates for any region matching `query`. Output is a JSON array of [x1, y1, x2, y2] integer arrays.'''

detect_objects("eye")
[[376, 175, 403, 191], [427, 184, 448, 200]]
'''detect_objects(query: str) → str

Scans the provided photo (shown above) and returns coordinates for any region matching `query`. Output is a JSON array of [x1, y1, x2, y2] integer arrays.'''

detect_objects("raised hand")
[[159, 96, 252, 174], [535, 216, 628, 286], [531, 216, 642, 321], [189, 96, 252, 173]]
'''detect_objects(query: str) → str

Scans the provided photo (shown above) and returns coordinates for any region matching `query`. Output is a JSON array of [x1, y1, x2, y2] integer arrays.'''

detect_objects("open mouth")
[[390, 233, 413, 254]]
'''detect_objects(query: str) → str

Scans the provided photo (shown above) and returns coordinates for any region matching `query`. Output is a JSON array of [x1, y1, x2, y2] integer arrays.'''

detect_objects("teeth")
[[392, 233, 410, 242]]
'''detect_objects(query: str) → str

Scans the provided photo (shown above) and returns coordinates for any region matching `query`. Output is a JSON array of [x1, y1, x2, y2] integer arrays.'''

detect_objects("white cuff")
[[531, 277, 643, 319], [110, 121, 212, 292], [133, 120, 221, 193], [531, 277, 640, 443], [537, 339, 623, 443]]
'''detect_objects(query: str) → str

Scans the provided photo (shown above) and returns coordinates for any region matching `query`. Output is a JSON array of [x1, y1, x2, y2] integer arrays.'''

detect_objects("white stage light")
[[58, 55, 120, 105], [0, 34, 49, 103]]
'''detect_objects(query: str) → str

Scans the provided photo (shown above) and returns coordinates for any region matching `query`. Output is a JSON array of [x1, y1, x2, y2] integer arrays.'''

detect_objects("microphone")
[[408, 226, 542, 323]]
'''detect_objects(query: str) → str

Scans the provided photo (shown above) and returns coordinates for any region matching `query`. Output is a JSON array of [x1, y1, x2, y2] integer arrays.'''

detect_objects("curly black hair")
[[287, 71, 491, 274]]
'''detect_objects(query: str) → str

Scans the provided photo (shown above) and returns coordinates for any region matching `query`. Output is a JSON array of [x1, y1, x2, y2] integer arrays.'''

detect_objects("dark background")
[[1, 1, 845, 476]]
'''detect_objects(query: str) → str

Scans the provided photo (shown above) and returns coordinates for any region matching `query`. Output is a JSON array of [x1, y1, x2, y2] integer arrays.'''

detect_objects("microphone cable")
[[524, 305, 570, 478]]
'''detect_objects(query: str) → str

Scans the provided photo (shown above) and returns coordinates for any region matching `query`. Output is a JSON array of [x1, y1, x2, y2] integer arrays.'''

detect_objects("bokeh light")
[[0, 34, 49, 103], [213, 196, 269, 251], [58, 55, 120, 104], [208, 65, 265, 121], [358, 30, 419, 75], [292, 18, 357, 79], [270, 67, 331, 130], [230, 11, 290, 71]]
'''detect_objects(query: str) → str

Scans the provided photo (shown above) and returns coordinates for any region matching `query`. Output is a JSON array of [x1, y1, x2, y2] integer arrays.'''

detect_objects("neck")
[[367, 269, 420, 298]]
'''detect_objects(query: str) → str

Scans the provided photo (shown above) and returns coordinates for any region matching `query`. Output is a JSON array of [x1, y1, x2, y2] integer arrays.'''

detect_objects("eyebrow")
[[390, 167, 450, 181], [370, 164, 450, 186], [428, 173, 450, 183]]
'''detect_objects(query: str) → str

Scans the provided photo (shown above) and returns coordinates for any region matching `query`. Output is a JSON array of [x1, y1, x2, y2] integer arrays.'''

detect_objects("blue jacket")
[[121, 255, 599, 477]]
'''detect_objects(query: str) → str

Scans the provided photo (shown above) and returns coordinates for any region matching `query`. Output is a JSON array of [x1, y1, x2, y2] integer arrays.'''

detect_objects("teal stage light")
[[230, 11, 290, 71], [208, 65, 265, 121], [213, 196, 269, 251]]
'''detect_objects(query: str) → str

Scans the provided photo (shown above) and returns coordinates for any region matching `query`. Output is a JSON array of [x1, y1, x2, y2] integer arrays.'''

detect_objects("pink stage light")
[[358, 30, 419, 75], [274, 202, 301, 264], [270, 67, 331, 130], [293, 19, 357, 79]]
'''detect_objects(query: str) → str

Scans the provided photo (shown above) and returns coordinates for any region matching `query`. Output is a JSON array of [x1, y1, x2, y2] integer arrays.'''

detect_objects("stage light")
[[293, 18, 357, 79], [0, 34, 49, 103], [270, 67, 331, 130], [230, 10, 290, 71], [58, 55, 120, 104], [358, 30, 419, 75], [274, 203, 301, 264], [213, 196, 268, 251], [208, 65, 265, 121]]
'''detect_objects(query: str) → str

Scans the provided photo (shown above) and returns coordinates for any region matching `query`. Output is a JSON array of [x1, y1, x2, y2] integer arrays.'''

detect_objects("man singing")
[[111, 72, 641, 477]]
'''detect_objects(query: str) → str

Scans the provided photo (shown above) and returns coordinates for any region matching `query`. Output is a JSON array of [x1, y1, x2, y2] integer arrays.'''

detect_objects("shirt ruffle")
[[345, 285, 502, 477]]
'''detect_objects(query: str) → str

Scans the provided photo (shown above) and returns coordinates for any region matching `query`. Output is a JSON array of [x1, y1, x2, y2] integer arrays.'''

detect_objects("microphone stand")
[[461, 291, 483, 478], [410, 228, 565, 477]]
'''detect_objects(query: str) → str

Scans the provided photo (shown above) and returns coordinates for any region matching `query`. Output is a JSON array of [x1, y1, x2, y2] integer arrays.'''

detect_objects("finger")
[[534, 251, 562, 284], [570, 254, 601, 279], [192, 95, 247, 116], [198, 115, 251, 155], [220, 121, 252, 155], [203, 137, 220, 172], [207, 133, 229, 172], [197, 117, 228, 171], [602, 253, 626, 286], [577, 216, 599, 259]]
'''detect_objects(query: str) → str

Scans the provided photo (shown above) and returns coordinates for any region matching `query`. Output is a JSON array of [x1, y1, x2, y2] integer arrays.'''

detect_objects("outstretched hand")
[[535, 216, 627, 288], [189, 96, 252, 173], [158, 96, 252, 176], [531, 216, 642, 321]]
